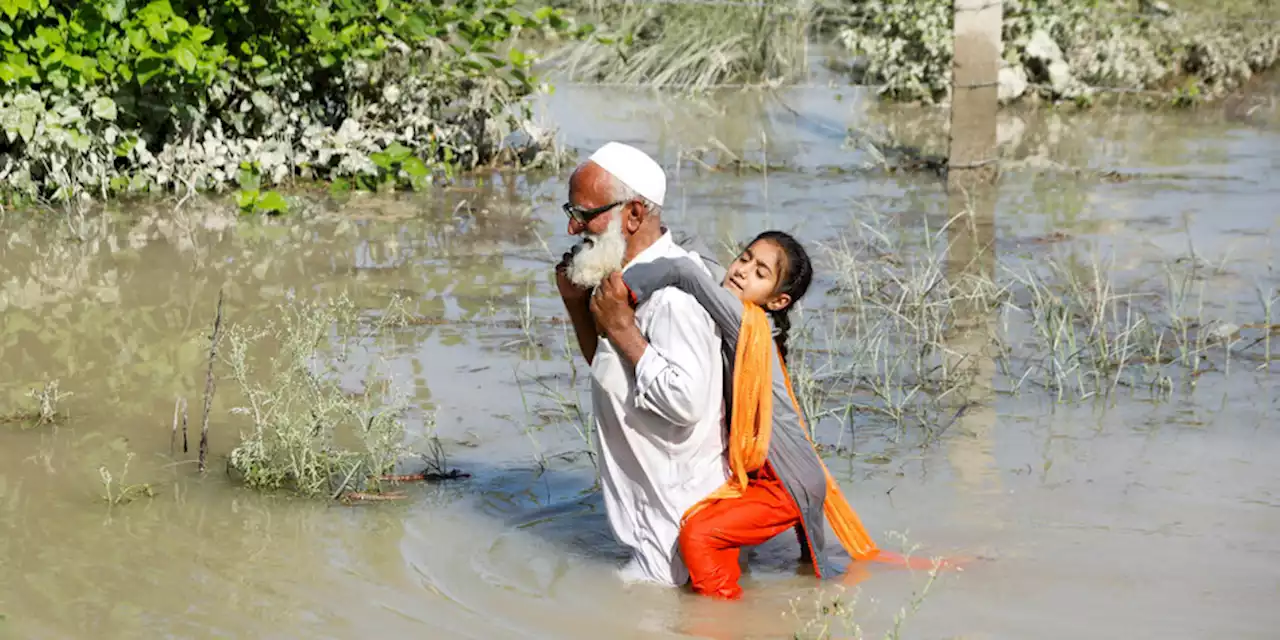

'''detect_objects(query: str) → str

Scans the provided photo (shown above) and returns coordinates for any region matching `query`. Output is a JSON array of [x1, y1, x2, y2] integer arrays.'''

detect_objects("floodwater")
[[1, 73, 1278, 639]]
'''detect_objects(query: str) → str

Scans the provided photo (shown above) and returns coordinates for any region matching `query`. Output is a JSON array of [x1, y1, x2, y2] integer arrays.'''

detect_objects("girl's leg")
[[679, 476, 802, 600]]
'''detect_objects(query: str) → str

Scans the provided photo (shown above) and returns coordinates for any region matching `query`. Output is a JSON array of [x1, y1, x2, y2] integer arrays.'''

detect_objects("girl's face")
[[724, 240, 792, 311]]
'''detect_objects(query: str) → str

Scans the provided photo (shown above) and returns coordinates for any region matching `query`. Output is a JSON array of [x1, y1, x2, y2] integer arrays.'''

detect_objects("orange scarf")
[[680, 302, 882, 563]]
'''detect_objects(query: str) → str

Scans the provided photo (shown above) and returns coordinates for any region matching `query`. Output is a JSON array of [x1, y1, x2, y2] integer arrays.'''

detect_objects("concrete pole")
[[947, 0, 1003, 190], [943, 0, 1002, 505]]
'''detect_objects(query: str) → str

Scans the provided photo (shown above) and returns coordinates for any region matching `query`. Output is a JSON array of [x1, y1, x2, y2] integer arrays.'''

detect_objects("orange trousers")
[[678, 464, 805, 600]]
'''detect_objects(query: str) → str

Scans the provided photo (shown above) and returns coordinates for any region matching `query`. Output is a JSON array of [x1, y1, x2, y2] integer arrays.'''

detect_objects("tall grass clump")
[[0, 0, 590, 209], [547, 0, 815, 89], [224, 293, 419, 498]]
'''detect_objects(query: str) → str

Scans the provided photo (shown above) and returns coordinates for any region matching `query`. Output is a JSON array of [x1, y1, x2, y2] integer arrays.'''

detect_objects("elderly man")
[[554, 142, 729, 587]]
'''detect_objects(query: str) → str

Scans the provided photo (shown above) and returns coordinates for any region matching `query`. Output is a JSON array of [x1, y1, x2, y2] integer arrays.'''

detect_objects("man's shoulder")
[[658, 241, 720, 278], [641, 286, 716, 334]]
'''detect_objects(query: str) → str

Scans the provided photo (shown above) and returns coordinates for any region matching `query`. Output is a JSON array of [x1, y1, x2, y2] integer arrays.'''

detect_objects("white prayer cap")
[[587, 142, 666, 207]]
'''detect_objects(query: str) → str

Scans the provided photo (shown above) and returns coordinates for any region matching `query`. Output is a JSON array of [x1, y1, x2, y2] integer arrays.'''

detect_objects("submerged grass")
[[223, 293, 426, 499], [788, 532, 947, 639], [786, 204, 1279, 442], [547, 0, 815, 89]]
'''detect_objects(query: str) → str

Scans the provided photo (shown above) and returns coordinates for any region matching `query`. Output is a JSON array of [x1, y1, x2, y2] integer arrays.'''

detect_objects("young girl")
[[622, 231, 920, 600]]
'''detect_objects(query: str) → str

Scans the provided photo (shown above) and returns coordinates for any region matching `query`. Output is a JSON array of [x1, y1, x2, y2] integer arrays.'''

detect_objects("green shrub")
[[0, 0, 589, 206], [835, 0, 1280, 105]]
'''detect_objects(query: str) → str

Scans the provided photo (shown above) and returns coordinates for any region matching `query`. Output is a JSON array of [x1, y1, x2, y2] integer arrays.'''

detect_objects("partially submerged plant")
[[787, 531, 947, 640], [224, 293, 419, 498], [833, 0, 1280, 106], [1, 379, 72, 429], [99, 452, 156, 506]]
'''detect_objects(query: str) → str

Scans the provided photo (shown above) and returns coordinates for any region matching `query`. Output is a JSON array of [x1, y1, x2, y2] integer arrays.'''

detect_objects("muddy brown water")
[[1, 78, 1278, 639]]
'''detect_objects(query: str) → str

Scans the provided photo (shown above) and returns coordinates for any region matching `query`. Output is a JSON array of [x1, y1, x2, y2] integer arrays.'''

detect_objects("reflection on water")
[[942, 186, 1002, 506], [1, 75, 1279, 639]]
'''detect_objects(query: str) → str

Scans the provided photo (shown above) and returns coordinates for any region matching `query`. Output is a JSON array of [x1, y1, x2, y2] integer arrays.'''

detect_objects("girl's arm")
[[623, 257, 746, 346]]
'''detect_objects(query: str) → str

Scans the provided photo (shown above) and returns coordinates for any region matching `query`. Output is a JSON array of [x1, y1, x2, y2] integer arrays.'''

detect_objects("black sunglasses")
[[563, 200, 625, 224]]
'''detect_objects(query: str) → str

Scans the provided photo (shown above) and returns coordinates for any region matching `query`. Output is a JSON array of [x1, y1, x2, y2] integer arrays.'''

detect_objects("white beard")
[[567, 214, 627, 288]]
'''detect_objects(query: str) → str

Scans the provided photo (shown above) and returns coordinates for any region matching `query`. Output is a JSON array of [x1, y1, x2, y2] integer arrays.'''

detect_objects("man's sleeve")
[[631, 288, 721, 428]]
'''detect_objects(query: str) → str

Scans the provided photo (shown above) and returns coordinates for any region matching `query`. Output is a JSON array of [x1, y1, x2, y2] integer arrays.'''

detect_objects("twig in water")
[[170, 396, 187, 456], [331, 462, 365, 501], [340, 491, 408, 504], [199, 289, 225, 473], [379, 469, 472, 483]]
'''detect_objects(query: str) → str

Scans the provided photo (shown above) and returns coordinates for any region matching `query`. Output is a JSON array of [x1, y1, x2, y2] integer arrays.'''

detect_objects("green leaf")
[[36, 25, 62, 47], [236, 189, 258, 211], [43, 47, 65, 66], [127, 28, 148, 52], [384, 141, 412, 163], [62, 54, 91, 73], [255, 190, 288, 214], [173, 46, 197, 73], [135, 57, 165, 86], [190, 25, 213, 43], [103, 0, 125, 22], [91, 97, 117, 121], [401, 156, 428, 178], [67, 130, 91, 152]]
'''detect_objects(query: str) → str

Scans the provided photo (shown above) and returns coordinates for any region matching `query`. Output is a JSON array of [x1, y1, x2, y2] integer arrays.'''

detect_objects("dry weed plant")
[[224, 293, 423, 498], [98, 451, 156, 506], [1, 379, 72, 429]]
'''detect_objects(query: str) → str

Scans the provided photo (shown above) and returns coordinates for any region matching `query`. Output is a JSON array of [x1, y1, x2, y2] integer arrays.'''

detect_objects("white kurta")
[[590, 231, 730, 587]]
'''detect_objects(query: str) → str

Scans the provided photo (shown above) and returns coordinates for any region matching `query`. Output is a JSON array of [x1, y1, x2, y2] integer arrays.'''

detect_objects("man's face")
[[563, 166, 631, 288], [566, 212, 627, 289]]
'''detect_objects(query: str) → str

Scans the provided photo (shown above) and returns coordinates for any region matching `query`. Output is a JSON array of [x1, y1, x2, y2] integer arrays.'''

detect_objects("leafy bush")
[[0, 0, 589, 206], [835, 0, 1280, 105]]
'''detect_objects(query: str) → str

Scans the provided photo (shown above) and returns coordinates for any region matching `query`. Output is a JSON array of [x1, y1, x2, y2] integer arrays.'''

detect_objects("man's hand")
[[590, 272, 635, 337], [555, 246, 591, 308], [555, 244, 599, 364], [591, 272, 648, 366]]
